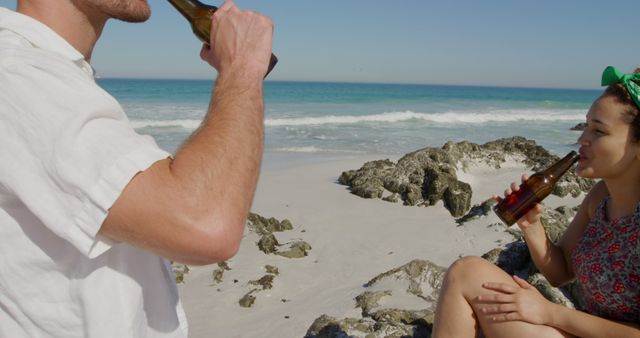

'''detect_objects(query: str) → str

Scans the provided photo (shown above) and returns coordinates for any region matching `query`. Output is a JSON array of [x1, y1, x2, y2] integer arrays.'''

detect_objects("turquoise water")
[[98, 79, 601, 156]]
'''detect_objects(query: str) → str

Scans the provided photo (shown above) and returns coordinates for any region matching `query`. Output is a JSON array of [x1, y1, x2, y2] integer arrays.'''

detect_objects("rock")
[[504, 205, 579, 244], [355, 291, 392, 317], [570, 122, 586, 131], [249, 213, 313, 259], [237, 270, 279, 308], [456, 198, 497, 225], [258, 233, 280, 254], [338, 137, 594, 217], [442, 180, 472, 217], [248, 274, 275, 290], [527, 273, 577, 309], [265, 265, 279, 275], [553, 171, 594, 198], [304, 313, 430, 338], [247, 212, 294, 235], [382, 193, 400, 203], [307, 260, 444, 337], [482, 241, 531, 276], [540, 206, 578, 243], [211, 261, 231, 284], [365, 259, 447, 303], [369, 308, 433, 327], [218, 261, 231, 271], [212, 268, 224, 284], [305, 315, 375, 338], [239, 292, 256, 308], [172, 263, 189, 284], [277, 240, 312, 258]]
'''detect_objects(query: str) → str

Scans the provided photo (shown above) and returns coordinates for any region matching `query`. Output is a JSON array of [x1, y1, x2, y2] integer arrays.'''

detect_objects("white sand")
[[177, 152, 583, 338]]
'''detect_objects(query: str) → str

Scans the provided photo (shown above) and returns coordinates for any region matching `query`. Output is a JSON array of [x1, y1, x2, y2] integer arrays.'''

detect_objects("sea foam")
[[264, 110, 584, 127]]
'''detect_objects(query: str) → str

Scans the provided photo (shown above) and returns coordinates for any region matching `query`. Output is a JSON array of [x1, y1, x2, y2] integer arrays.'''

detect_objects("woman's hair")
[[603, 68, 640, 142]]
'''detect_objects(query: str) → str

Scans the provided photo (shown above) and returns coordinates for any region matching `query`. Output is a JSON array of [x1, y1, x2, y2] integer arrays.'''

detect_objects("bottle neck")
[[167, 0, 217, 18], [545, 150, 580, 179]]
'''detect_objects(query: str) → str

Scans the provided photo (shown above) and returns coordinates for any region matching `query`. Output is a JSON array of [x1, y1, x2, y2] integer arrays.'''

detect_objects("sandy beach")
[[176, 150, 584, 337]]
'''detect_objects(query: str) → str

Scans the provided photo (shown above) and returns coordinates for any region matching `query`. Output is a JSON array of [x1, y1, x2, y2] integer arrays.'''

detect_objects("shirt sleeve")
[[0, 52, 171, 258]]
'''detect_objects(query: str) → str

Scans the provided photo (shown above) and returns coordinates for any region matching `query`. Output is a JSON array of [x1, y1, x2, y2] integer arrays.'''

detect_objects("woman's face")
[[576, 95, 640, 179]]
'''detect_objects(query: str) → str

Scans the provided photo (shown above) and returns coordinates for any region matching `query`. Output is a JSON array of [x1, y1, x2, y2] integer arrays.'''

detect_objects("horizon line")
[[96, 76, 602, 92]]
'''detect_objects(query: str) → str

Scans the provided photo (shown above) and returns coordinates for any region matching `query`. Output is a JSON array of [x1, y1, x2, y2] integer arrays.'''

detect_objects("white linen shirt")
[[0, 8, 187, 338]]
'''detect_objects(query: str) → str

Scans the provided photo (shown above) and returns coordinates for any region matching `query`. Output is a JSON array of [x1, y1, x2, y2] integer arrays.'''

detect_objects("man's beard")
[[79, 0, 152, 23]]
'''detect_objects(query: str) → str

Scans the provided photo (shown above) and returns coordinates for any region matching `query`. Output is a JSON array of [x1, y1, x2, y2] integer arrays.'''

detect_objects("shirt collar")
[[0, 7, 86, 64]]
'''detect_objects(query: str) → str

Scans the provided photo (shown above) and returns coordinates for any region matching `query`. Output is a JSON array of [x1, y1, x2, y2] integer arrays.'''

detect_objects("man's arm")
[[99, 2, 273, 265]]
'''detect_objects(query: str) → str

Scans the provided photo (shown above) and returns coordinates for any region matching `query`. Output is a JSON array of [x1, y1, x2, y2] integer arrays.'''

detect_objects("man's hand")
[[101, 0, 270, 265], [200, 0, 273, 79]]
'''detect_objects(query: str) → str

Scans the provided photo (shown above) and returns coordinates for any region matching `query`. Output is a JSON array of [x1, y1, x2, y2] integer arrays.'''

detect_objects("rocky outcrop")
[[363, 259, 446, 305], [305, 259, 445, 338], [571, 122, 586, 131], [305, 313, 431, 338], [339, 137, 593, 218]]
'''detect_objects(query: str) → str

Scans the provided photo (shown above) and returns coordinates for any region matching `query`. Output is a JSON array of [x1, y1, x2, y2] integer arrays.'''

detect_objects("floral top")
[[571, 197, 640, 323]]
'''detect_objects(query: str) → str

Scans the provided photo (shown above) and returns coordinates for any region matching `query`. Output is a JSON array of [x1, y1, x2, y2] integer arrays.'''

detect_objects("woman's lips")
[[578, 150, 587, 161]]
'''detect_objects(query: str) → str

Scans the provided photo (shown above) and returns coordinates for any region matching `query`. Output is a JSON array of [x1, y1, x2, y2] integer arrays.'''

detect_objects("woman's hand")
[[494, 174, 544, 231], [477, 275, 553, 325]]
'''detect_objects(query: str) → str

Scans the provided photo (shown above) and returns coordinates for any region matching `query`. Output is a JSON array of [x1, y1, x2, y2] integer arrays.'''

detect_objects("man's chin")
[[109, 0, 152, 23], [114, 9, 151, 23]]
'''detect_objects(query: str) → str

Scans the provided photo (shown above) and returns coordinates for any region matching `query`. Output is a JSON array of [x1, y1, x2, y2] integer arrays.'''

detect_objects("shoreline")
[[177, 149, 584, 337]]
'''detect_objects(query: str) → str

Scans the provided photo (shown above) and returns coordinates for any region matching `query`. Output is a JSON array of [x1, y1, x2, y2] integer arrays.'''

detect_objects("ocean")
[[97, 79, 600, 157]]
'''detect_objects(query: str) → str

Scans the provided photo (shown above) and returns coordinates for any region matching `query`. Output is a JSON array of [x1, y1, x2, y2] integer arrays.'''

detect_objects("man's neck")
[[17, 1, 107, 62]]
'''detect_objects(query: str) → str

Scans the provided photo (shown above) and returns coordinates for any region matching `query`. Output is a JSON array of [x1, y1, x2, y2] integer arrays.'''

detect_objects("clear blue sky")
[[1, 0, 639, 89]]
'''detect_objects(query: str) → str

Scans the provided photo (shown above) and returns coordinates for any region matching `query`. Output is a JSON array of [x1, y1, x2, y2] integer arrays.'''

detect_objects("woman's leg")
[[432, 256, 573, 338]]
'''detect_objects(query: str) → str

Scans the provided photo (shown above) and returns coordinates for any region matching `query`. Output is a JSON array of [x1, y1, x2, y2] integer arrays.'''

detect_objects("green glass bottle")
[[168, 0, 278, 77]]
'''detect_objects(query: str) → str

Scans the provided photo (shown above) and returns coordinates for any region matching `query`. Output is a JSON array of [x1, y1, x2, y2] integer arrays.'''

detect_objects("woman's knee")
[[447, 256, 490, 276], [443, 256, 500, 285]]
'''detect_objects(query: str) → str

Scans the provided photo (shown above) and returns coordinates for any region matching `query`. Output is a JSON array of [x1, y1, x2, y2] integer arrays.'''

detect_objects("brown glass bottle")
[[167, 0, 278, 77], [493, 151, 580, 226]]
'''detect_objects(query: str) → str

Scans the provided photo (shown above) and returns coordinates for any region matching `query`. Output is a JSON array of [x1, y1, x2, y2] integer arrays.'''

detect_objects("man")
[[0, 0, 273, 336]]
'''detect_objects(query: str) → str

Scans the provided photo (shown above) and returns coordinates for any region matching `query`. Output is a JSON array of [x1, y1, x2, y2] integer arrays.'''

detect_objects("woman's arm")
[[549, 301, 640, 338], [553, 180, 608, 283], [510, 179, 605, 286], [521, 199, 588, 286], [518, 205, 576, 286]]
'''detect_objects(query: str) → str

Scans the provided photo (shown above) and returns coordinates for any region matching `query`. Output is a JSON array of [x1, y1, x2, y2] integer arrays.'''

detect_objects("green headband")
[[601, 66, 640, 109]]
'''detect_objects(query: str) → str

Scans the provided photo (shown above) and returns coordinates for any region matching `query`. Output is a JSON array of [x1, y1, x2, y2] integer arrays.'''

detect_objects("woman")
[[432, 66, 640, 338]]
